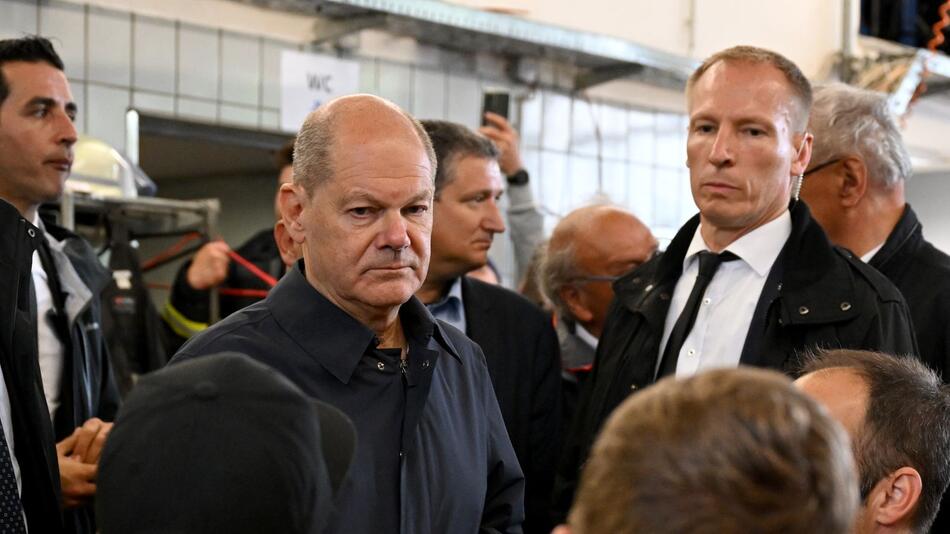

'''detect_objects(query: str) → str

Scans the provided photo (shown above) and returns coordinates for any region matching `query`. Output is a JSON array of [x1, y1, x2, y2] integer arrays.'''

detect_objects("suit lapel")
[[461, 278, 501, 364]]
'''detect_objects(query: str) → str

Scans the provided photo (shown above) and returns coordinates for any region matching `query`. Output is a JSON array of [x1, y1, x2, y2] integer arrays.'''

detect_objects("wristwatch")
[[507, 169, 529, 185]]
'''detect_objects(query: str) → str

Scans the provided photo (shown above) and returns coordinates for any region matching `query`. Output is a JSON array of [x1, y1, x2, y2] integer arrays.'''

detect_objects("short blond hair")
[[569, 367, 858, 534], [687, 45, 813, 131]]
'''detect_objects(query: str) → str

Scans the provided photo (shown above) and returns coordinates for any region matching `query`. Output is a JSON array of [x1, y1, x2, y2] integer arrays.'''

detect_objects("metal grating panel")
[[226, 0, 699, 89]]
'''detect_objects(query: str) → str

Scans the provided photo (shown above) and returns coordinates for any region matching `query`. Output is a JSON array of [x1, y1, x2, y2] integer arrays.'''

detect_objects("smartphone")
[[481, 91, 510, 125]]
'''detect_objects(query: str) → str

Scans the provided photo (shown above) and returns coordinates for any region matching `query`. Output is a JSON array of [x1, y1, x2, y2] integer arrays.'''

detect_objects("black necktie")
[[657, 250, 738, 378], [0, 415, 25, 533]]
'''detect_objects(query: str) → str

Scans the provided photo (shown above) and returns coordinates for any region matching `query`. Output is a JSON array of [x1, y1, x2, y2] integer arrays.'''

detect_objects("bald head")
[[293, 94, 437, 195], [541, 205, 656, 335], [550, 205, 654, 261], [795, 367, 868, 442]]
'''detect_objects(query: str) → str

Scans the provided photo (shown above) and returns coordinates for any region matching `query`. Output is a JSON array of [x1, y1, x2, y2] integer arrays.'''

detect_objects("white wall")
[[450, 0, 845, 78], [906, 171, 950, 253]]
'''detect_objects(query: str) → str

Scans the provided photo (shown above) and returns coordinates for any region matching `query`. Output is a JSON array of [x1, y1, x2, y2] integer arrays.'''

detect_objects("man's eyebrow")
[[406, 190, 433, 204], [25, 97, 55, 108], [339, 190, 379, 205], [25, 97, 77, 115]]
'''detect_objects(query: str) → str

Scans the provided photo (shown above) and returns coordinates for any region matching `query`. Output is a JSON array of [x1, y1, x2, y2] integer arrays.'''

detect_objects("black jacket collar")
[[266, 262, 460, 384], [615, 201, 861, 326], [869, 204, 920, 270], [0, 199, 38, 274]]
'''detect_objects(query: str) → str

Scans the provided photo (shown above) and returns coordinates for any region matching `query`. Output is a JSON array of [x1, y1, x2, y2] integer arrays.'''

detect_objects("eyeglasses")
[[803, 158, 841, 177]]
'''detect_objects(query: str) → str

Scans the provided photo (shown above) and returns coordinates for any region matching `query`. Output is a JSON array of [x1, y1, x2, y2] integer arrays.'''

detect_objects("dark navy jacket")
[[173, 262, 525, 533]]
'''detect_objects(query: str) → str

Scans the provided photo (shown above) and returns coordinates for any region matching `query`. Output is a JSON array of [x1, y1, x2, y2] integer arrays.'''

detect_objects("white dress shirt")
[[575, 323, 599, 351], [861, 242, 885, 263], [30, 215, 63, 420], [657, 210, 792, 377]]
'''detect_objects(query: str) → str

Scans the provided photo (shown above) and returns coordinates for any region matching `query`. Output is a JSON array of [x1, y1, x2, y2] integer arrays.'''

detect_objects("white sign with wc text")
[[280, 50, 360, 132]]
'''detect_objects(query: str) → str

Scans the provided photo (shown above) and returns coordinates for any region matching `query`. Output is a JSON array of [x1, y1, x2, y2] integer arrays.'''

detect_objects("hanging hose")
[[910, 0, 950, 108], [142, 232, 278, 289], [927, 1, 950, 50]]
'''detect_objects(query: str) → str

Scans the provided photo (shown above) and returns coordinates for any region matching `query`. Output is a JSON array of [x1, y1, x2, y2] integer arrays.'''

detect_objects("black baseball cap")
[[97, 352, 356, 534]]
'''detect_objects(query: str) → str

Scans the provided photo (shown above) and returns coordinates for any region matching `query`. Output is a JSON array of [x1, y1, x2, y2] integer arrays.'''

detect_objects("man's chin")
[[360, 281, 421, 308]]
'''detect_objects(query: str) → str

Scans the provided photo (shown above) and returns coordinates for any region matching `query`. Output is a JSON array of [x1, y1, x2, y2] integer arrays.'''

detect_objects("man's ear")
[[273, 220, 302, 267], [790, 131, 814, 176], [560, 285, 594, 324], [840, 156, 869, 208], [866, 467, 923, 527], [278, 183, 306, 244]]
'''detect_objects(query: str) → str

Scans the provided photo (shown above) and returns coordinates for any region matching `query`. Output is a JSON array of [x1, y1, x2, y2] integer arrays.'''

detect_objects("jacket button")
[[840, 302, 852, 311], [798, 306, 809, 315], [377, 361, 386, 371], [422, 359, 430, 369], [27, 228, 36, 238], [644, 284, 654, 292], [630, 384, 638, 391], [660, 293, 670, 301], [632, 277, 641, 284]]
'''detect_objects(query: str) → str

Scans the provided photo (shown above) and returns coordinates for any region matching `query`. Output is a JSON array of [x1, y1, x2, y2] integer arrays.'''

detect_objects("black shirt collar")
[[266, 261, 461, 384]]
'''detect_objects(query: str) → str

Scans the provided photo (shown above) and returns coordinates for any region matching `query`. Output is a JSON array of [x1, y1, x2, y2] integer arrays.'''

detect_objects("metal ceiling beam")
[[312, 13, 386, 44], [227, 0, 699, 89], [574, 63, 645, 91]]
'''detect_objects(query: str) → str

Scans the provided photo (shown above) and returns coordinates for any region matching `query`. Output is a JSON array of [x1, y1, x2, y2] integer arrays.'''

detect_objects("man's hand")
[[479, 111, 525, 176], [185, 240, 231, 290], [55, 418, 113, 508], [69, 417, 113, 464], [56, 434, 97, 509]]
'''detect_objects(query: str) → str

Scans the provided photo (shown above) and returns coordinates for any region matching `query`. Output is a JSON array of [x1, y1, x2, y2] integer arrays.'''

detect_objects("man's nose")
[[377, 211, 411, 250], [57, 110, 78, 148], [482, 199, 506, 234], [708, 129, 735, 167]]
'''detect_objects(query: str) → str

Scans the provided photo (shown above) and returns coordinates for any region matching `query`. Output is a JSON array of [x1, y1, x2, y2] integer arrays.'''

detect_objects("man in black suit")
[[0, 199, 62, 533], [556, 45, 918, 520], [0, 36, 121, 533], [417, 119, 561, 534]]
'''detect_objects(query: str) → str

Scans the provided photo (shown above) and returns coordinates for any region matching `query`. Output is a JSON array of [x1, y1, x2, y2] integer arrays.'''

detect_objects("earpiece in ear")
[[792, 174, 804, 201]]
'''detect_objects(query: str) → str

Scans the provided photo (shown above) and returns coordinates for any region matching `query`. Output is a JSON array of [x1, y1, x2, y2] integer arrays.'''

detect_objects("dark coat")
[[0, 199, 63, 533], [554, 320, 594, 443], [869, 205, 950, 377], [42, 221, 121, 438], [173, 264, 525, 533], [867, 205, 950, 533], [41, 219, 122, 534], [555, 201, 918, 519], [461, 277, 561, 534]]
